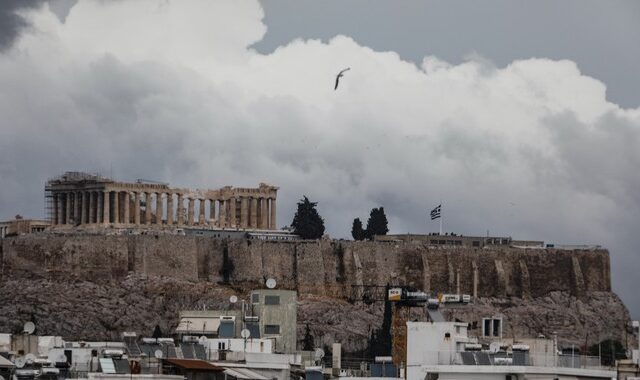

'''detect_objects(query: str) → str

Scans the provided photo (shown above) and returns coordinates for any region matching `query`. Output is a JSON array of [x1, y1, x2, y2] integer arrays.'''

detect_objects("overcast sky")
[[0, 1, 639, 318]]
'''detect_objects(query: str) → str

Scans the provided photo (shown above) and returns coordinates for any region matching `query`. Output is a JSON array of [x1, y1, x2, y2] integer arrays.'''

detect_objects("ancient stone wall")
[[1, 235, 611, 298]]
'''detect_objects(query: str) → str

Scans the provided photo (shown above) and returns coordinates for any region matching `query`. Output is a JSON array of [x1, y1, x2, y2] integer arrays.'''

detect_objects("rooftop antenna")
[[266, 278, 276, 289], [23, 321, 35, 335]]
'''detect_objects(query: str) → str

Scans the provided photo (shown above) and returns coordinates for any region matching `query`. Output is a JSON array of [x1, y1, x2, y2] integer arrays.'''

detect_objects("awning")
[[175, 317, 220, 334], [0, 355, 14, 368], [224, 368, 268, 380], [99, 358, 116, 374], [163, 358, 224, 372]]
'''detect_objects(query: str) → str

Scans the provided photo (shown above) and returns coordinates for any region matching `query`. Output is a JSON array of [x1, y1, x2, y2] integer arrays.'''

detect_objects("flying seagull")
[[334, 68, 350, 90]]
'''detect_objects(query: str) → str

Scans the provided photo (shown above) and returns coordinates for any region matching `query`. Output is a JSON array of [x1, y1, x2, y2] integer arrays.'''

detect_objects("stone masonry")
[[45, 172, 278, 229]]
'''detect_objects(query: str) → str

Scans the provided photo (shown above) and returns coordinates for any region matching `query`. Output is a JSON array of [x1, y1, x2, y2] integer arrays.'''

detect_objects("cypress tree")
[[291, 196, 325, 239]]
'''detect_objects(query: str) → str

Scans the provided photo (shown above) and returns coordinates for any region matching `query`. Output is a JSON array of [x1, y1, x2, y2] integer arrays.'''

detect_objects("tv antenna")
[[266, 278, 277, 289], [23, 322, 35, 335]]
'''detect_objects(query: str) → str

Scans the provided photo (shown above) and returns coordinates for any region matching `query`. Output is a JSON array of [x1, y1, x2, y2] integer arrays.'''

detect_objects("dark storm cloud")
[[0, 0, 77, 50], [0, 0, 47, 50]]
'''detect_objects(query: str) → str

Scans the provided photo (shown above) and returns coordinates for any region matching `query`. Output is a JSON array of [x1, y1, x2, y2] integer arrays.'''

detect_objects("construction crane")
[[350, 284, 472, 367]]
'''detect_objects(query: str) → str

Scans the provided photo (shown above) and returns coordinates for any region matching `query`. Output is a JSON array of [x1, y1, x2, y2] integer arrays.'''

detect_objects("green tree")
[[368, 287, 393, 356], [291, 196, 325, 239], [152, 325, 163, 340], [351, 218, 366, 241], [588, 339, 627, 366], [365, 207, 389, 239], [302, 324, 315, 351], [219, 244, 235, 283]]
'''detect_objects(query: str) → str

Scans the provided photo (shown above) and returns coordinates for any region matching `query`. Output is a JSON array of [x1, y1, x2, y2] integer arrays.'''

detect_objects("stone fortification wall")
[[1, 235, 610, 298]]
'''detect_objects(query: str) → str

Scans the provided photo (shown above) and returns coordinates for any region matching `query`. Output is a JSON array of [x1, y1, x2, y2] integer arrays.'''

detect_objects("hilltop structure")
[[0, 215, 49, 238], [45, 172, 278, 230]]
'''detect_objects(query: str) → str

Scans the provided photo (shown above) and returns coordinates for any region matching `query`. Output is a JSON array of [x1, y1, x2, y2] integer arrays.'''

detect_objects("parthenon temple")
[[45, 172, 278, 229]]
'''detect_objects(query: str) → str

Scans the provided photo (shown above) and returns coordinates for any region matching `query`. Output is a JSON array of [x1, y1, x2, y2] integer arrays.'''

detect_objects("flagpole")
[[439, 202, 443, 235]]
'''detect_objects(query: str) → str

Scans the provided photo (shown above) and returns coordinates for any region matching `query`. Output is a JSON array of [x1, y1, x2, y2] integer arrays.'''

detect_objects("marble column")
[[123, 192, 130, 224], [56, 194, 64, 225], [240, 197, 249, 228], [250, 197, 258, 229], [218, 199, 226, 227], [134, 192, 141, 225], [156, 193, 163, 225], [229, 197, 236, 227], [97, 192, 103, 224], [270, 198, 277, 230], [145, 192, 152, 225], [103, 191, 110, 224], [75, 192, 82, 224], [81, 192, 88, 224], [177, 194, 184, 225], [113, 191, 120, 224], [186, 198, 194, 225], [65, 192, 72, 225], [89, 191, 96, 224], [166, 194, 174, 225], [209, 199, 216, 224], [198, 199, 205, 225], [260, 197, 268, 229]]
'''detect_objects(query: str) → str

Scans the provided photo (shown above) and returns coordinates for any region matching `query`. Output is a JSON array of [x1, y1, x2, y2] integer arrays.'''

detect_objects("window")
[[264, 295, 280, 305], [264, 325, 280, 335], [482, 317, 502, 338], [483, 319, 492, 337], [252, 293, 260, 304], [472, 241, 480, 247], [492, 319, 501, 337], [218, 342, 226, 350]]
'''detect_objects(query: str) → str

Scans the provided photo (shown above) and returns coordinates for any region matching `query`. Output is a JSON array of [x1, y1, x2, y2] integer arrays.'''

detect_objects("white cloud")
[[1, 0, 639, 316]]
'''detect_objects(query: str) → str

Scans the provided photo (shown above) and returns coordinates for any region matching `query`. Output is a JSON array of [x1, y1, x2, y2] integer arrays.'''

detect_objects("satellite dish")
[[266, 278, 276, 289], [23, 322, 35, 335], [15, 357, 26, 368], [240, 329, 250, 339], [25, 354, 36, 364], [198, 336, 208, 345], [154, 350, 163, 359], [229, 295, 238, 304], [314, 348, 325, 360]]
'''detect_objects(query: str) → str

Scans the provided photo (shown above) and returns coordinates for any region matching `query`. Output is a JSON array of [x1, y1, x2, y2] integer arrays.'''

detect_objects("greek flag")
[[430, 204, 441, 220]]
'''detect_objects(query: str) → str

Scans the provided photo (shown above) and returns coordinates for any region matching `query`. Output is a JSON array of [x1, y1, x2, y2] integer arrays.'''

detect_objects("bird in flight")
[[334, 68, 350, 90]]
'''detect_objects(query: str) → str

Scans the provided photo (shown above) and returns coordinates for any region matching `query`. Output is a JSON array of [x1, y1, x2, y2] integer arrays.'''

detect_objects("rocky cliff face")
[[0, 233, 633, 353]]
